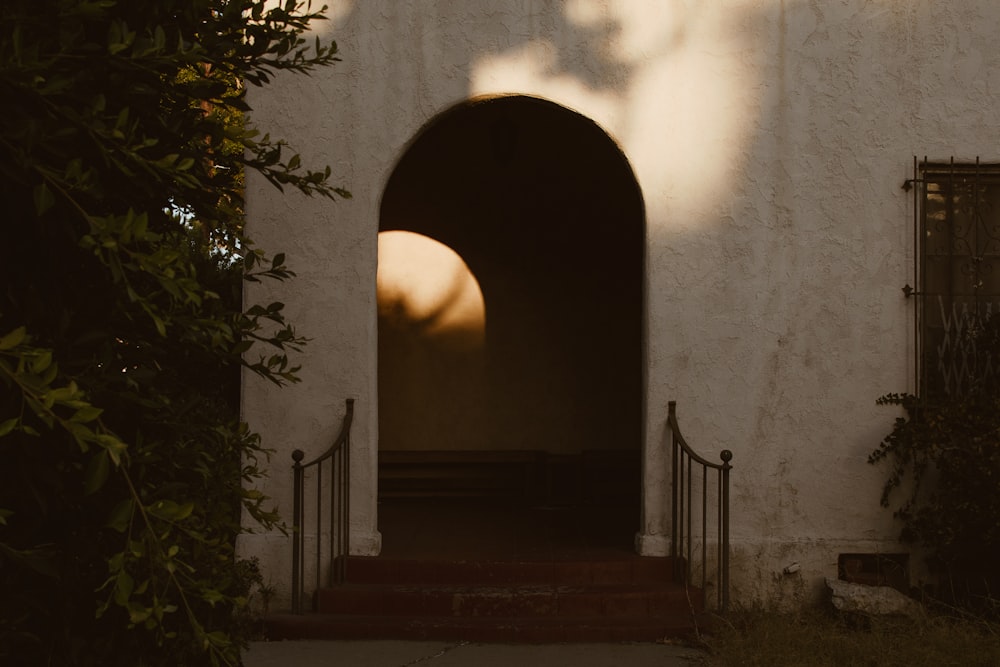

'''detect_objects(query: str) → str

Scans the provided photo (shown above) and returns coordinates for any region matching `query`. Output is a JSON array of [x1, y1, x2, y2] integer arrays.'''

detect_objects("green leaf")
[[128, 540, 145, 558], [39, 361, 58, 386], [147, 499, 195, 521], [157, 153, 179, 168], [114, 570, 134, 606], [127, 603, 150, 625], [67, 421, 95, 452], [45, 385, 78, 404], [84, 451, 110, 495], [106, 500, 133, 533], [71, 405, 103, 423], [0, 326, 27, 351], [152, 314, 166, 337], [96, 434, 127, 466], [0, 418, 17, 438], [132, 213, 148, 238], [202, 589, 225, 606], [33, 183, 55, 215], [30, 349, 52, 374], [153, 24, 166, 51]]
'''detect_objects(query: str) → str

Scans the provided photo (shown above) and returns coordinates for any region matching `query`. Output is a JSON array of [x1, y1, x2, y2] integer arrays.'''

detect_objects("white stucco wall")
[[241, 0, 1000, 607]]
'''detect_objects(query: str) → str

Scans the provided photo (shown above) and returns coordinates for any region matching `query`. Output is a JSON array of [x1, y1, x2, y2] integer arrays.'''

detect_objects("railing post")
[[720, 449, 732, 612], [668, 401, 680, 579], [667, 401, 734, 613], [342, 402, 352, 581], [289, 399, 355, 613], [291, 448, 305, 614]]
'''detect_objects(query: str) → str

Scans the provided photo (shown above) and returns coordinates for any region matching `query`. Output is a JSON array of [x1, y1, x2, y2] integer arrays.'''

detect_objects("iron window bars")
[[903, 157, 1000, 400]]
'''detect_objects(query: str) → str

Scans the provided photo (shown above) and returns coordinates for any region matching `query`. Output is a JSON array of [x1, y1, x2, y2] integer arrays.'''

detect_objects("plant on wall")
[[0, 1, 346, 664], [870, 316, 1000, 612]]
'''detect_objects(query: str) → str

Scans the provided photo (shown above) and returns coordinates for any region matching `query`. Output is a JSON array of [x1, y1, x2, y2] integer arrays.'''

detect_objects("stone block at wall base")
[[826, 577, 926, 621]]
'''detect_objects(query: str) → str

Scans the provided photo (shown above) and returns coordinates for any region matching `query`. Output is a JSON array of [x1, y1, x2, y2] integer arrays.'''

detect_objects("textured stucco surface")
[[242, 0, 1000, 607]]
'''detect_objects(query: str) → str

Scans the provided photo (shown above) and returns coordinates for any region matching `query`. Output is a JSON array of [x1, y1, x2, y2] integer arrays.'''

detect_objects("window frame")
[[906, 157, 1000, 400]]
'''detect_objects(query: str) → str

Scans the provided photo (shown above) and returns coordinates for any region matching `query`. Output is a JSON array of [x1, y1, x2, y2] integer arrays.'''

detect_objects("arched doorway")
[[378, 95, 644, 557]]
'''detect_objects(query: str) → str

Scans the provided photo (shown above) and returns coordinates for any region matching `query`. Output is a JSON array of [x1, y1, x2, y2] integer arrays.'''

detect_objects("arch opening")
[[377, 95, 645, 557]]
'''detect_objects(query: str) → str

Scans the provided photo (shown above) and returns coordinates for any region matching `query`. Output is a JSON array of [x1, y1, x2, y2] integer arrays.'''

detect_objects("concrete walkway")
[[244, 640, 707, 667]]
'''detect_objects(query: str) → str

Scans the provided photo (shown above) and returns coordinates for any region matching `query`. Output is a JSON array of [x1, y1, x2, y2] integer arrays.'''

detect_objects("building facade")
[[241, 1, 1000, 607]]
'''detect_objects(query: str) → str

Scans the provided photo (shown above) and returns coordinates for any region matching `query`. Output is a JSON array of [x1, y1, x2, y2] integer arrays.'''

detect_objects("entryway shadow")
[[377, 498, 636, 561]]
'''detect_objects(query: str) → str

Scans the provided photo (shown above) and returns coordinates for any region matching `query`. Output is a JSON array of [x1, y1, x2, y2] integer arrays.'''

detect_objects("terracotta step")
[[264, 555, 702, 643], [264, 611, 701, 643], [344, 555, 679, 586], [316, 582, 692, 617]]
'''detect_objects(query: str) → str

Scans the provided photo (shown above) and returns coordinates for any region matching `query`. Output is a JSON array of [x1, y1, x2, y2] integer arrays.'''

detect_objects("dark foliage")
[[871, 316, 1000, 612], [0, 1, 345, 664]]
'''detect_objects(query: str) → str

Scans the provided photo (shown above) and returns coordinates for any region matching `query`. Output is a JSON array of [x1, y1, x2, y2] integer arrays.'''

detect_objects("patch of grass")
[[697, 606, 1000, 667]]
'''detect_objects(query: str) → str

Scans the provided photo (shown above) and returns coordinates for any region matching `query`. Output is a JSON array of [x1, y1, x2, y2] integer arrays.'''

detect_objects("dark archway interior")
[[378, 96, 644, 556]]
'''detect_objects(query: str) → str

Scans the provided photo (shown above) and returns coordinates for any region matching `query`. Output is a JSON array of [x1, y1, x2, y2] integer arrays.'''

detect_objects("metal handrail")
[[668, 400, 732, 611], [291, 398, 354, 614]]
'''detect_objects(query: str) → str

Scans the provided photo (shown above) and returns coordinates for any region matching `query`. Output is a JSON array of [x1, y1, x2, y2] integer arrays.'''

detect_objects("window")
[[905, 158, 1000, 399]]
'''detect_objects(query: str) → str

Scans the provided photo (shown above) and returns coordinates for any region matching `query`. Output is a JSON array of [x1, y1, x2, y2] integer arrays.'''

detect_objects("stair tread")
[[316, 581, 699, 618], [341, 556, 680, 568], [284, 553, 700, 641], [269, 612, 697, 625], [324, 582, 685, 591], [264, 611, 699, 642], [342, 556, 678, 586]]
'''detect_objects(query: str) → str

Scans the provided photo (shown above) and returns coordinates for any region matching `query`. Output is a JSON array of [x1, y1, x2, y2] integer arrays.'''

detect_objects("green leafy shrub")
[[871, 318, 1000, 611], [0, 1, 346, 664]]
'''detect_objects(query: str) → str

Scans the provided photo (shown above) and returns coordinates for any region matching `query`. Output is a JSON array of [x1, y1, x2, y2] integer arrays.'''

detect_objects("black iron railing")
[[668, 400, 732, 611], [291, 398, 354, 614]]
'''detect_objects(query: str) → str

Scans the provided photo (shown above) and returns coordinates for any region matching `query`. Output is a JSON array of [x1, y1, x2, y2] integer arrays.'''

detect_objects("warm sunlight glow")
[[470, 0, 754, 229], [377, 231, 485, 346], [470, 42, 622, 133], [564, 0, 610, 27]]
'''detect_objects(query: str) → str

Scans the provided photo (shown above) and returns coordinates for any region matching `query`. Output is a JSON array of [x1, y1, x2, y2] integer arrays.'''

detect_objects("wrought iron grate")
[[904, 157, 1000, 399], [933, 299, 1000, 396]]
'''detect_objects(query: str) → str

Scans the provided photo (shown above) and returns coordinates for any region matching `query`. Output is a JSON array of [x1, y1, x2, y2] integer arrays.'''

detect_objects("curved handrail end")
[[299, 398, 355, 469]]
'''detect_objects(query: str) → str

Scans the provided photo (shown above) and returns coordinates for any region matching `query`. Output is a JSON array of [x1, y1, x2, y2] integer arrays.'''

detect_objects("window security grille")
[[903, 157, 1000, 399]]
